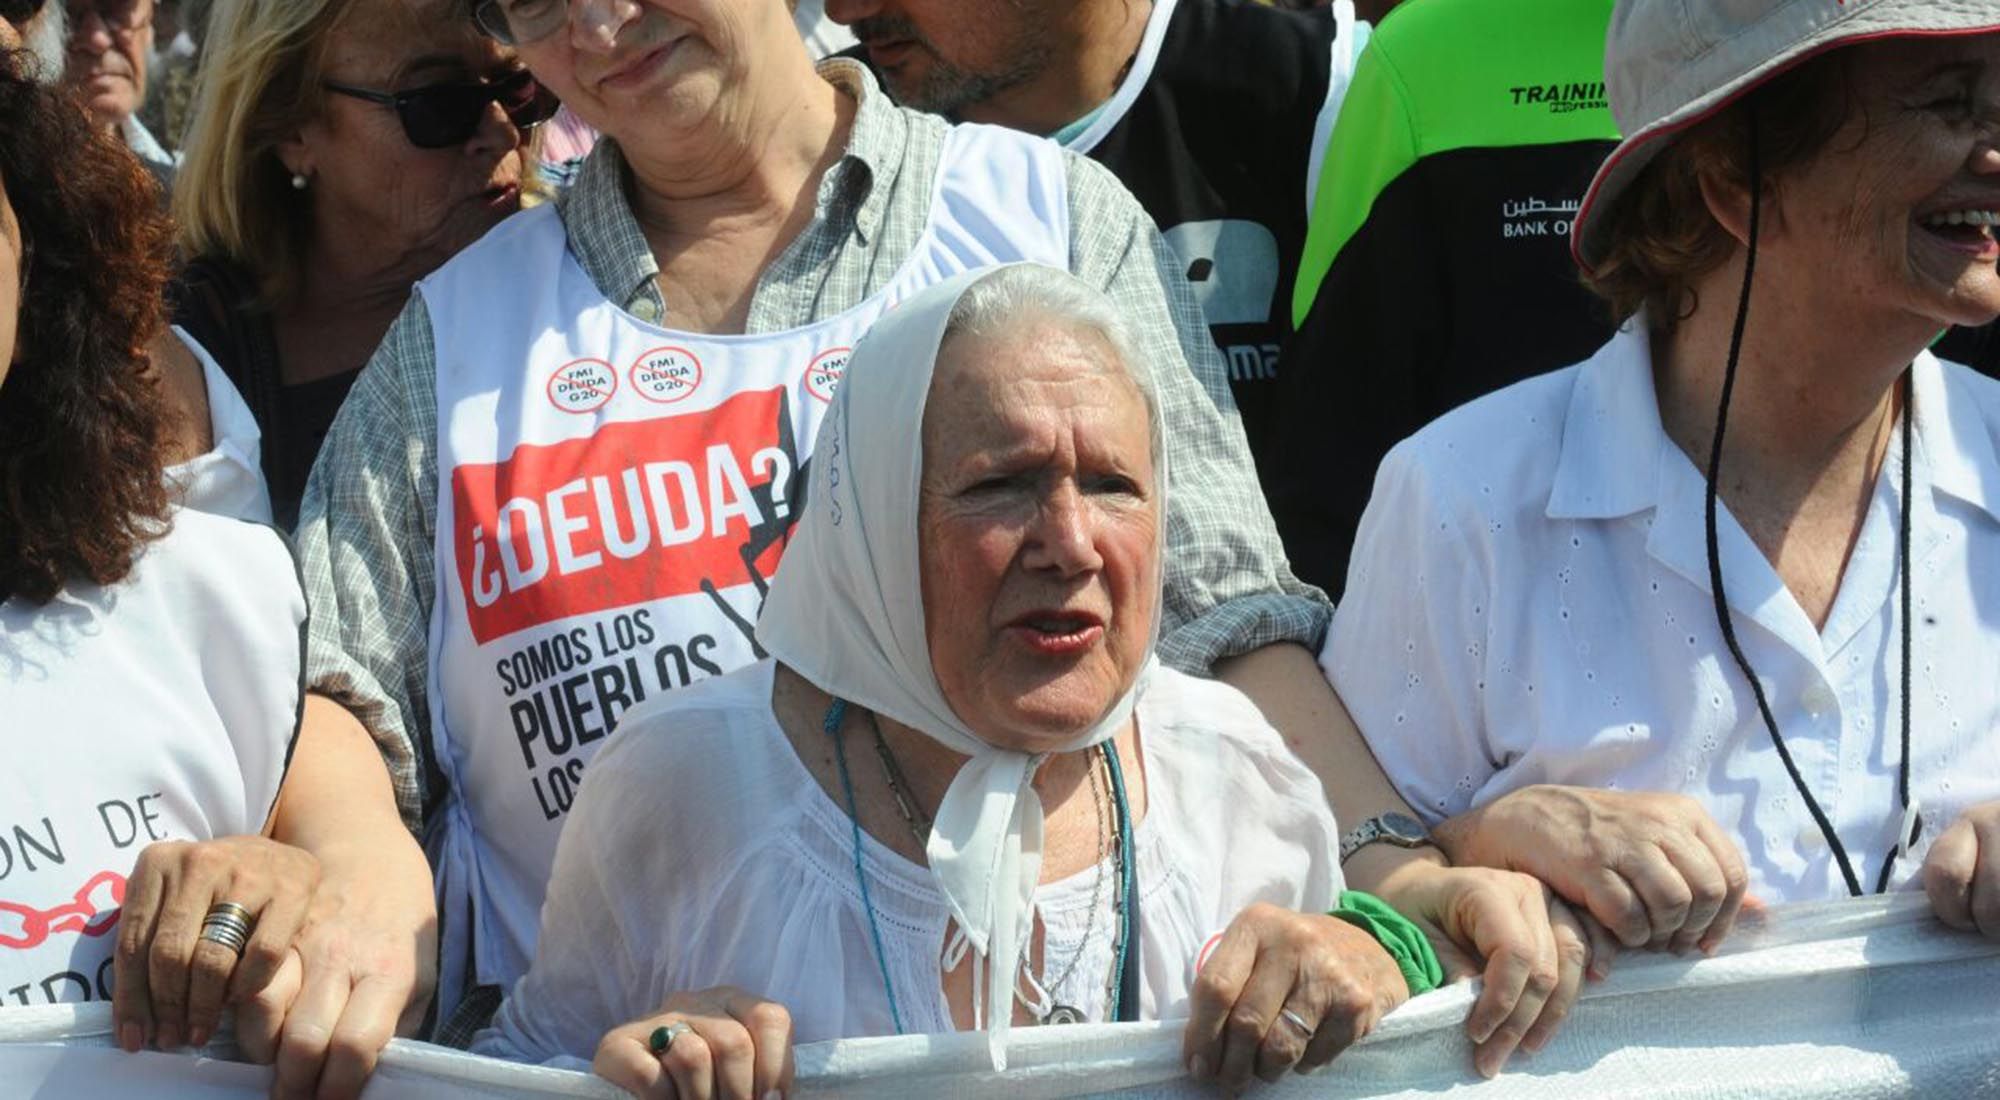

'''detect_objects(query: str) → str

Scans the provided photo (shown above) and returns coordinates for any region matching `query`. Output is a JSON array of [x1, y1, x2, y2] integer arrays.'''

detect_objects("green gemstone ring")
[[648, 1022, 692, 1055]]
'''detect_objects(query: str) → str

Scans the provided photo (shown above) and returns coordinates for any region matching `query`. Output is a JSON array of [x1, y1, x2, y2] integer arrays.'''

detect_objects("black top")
[[171, 257, 362, 529], [1074, 0, 1340, 485], [1938, 324, 2000, 376]]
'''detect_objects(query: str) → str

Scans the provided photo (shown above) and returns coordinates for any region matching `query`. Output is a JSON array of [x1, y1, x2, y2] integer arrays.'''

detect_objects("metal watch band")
[[1338, 812, 1437, 864]]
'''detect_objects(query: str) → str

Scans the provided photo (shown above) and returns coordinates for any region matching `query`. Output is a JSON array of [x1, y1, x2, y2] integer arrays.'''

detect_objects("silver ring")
[[648, 1021, 694, 1056], [198, 902, 254, 957], [1279, 1007, 1314, 1038]]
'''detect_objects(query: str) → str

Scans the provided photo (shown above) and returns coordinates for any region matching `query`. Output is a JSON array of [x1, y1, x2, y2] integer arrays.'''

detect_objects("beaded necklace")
[[864, 707, 1114, 1020], [822, 699, 1138, 1032]]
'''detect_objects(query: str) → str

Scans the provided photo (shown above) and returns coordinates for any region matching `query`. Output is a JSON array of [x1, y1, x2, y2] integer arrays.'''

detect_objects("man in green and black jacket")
[[1269, 0, 1619, 597]]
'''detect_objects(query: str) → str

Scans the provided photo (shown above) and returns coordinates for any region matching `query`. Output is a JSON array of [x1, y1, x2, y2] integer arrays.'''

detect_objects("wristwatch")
[[1339, 812, 1437, 864]]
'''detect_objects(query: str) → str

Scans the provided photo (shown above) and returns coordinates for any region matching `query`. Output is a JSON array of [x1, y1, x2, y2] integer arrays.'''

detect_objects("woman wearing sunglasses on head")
[[169, 0, 557, 528]]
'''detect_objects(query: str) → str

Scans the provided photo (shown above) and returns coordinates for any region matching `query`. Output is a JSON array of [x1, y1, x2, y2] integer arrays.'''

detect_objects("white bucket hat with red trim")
[[1571, 0, 2000, 274]]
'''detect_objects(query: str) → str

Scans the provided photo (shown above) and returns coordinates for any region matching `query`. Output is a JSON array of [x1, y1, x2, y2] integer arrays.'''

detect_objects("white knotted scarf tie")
[[759, 264, 1162, 1068]]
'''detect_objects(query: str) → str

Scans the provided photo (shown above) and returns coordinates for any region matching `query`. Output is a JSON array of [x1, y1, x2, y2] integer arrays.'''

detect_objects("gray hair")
[[940, 263, 1162, 459]]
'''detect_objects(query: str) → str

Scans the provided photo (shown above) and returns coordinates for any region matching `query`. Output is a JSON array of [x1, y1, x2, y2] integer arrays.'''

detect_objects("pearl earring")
[[291, 173, 309, 191]]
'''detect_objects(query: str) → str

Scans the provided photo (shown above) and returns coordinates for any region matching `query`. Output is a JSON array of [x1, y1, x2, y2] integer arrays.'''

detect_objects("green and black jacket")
[[1267, 0, 1620, 597]]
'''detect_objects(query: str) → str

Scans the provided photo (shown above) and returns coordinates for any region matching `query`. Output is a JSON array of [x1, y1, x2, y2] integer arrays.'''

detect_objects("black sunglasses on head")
[[323, 68, 559, 149]]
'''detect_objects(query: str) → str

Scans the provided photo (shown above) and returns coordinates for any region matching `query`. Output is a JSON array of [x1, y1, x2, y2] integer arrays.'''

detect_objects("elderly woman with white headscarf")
[[301, 0, 1595, 1062], [472, 265, 1590, 1098]]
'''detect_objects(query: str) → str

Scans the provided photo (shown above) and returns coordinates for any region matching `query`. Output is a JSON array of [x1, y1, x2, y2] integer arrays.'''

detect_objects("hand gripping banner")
[[3, 896, 1998, 1098]]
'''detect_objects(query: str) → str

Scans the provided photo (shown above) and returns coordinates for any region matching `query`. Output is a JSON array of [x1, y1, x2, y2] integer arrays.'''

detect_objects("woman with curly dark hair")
[[0, 49, 432, 1099], [0, 48, 174, 602]]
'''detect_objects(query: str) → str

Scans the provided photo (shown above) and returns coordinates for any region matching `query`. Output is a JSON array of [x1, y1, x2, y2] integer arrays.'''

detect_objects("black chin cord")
[[1701, 112, 1920, 899], [1877, 388, 1919, 895]]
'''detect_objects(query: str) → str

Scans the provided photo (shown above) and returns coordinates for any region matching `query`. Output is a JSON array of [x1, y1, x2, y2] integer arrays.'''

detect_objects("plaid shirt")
[[296, 60, 1330, 827]]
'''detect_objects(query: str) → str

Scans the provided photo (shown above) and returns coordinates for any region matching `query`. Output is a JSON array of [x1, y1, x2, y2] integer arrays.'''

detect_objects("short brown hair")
[[1587, 50, 1859, 330], [0, 48, 176, 605]]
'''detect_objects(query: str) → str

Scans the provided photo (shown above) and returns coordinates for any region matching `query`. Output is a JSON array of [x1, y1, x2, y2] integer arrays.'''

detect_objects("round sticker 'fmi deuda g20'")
[[805, 346, 850, 404], [546, 357, 617, 414], [630, 346, 704, 405]]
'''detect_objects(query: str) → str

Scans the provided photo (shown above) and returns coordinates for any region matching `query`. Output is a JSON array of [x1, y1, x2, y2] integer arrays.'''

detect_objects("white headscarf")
[[759, 263, 1163, 1068]]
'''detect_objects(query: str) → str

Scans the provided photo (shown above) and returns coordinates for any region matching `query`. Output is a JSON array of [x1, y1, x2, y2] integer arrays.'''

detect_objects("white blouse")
[[0, 509, 304, 1003], [1325, 324, 2000, 902], [476, 661, 1344, 1066], [162, 326, 273, 525]]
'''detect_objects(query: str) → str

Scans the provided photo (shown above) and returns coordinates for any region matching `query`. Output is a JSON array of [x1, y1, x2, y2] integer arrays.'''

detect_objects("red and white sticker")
[[546, 357, 617, 414], [630, 346, 704, 405], [450, 388, 793, 645], [805, 346, 850, 404]]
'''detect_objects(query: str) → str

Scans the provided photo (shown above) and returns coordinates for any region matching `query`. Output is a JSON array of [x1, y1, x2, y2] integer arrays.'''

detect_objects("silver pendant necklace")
[[863, 710, 1120, 1024], [1035, 747, 1115, 1024]]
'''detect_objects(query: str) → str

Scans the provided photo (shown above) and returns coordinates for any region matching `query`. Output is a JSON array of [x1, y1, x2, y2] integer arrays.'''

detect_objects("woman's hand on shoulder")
[[1372, 861, 1604, 1078], [1923, 799, 2000, 939], [1182, 902, 1408, 1094], [1433, 785, 1753, 955], [596, 987, 796, 1100], [111, 835, 321, 1054]]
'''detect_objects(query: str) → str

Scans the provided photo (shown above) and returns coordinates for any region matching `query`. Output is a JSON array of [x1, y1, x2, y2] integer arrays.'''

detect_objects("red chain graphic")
[[0, 870, 127, 951]]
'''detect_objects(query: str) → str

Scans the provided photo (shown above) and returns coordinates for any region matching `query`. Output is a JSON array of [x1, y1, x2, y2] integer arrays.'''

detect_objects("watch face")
[[1381, 812, 1429, 844]]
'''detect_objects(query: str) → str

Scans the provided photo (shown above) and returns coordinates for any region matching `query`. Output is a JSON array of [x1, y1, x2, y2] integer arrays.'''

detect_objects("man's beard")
[[852, 14, 1047, 119], [18, 2, 66, 83]]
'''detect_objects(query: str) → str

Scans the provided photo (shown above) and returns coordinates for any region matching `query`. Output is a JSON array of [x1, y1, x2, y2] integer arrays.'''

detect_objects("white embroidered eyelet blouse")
[[1325, 323, 2000, 902], [475, 660, 1344, 1066]]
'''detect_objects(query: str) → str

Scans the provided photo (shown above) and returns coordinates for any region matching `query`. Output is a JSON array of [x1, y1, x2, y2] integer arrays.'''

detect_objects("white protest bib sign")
[[0, 513, 301, 1011], [416, 123, 1073, 1012]]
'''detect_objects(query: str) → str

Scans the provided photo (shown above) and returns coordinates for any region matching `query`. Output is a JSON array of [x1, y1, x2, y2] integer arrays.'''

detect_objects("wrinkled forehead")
[[1863, 31, 2000, 72], [921, 314, 1153, 454]]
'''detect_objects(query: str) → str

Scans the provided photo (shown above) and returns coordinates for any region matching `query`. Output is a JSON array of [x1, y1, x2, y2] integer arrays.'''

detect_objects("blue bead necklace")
[[822, 699, 1139, 1033], [824, 698, 909, 1035]]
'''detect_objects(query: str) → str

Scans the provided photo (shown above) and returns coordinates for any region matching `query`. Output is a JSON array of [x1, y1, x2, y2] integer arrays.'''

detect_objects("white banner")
[[5, 896, 1999, 1099]]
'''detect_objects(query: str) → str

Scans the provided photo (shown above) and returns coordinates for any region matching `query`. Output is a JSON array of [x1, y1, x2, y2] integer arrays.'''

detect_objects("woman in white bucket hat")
[[1324, 0, 2000, 957]]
